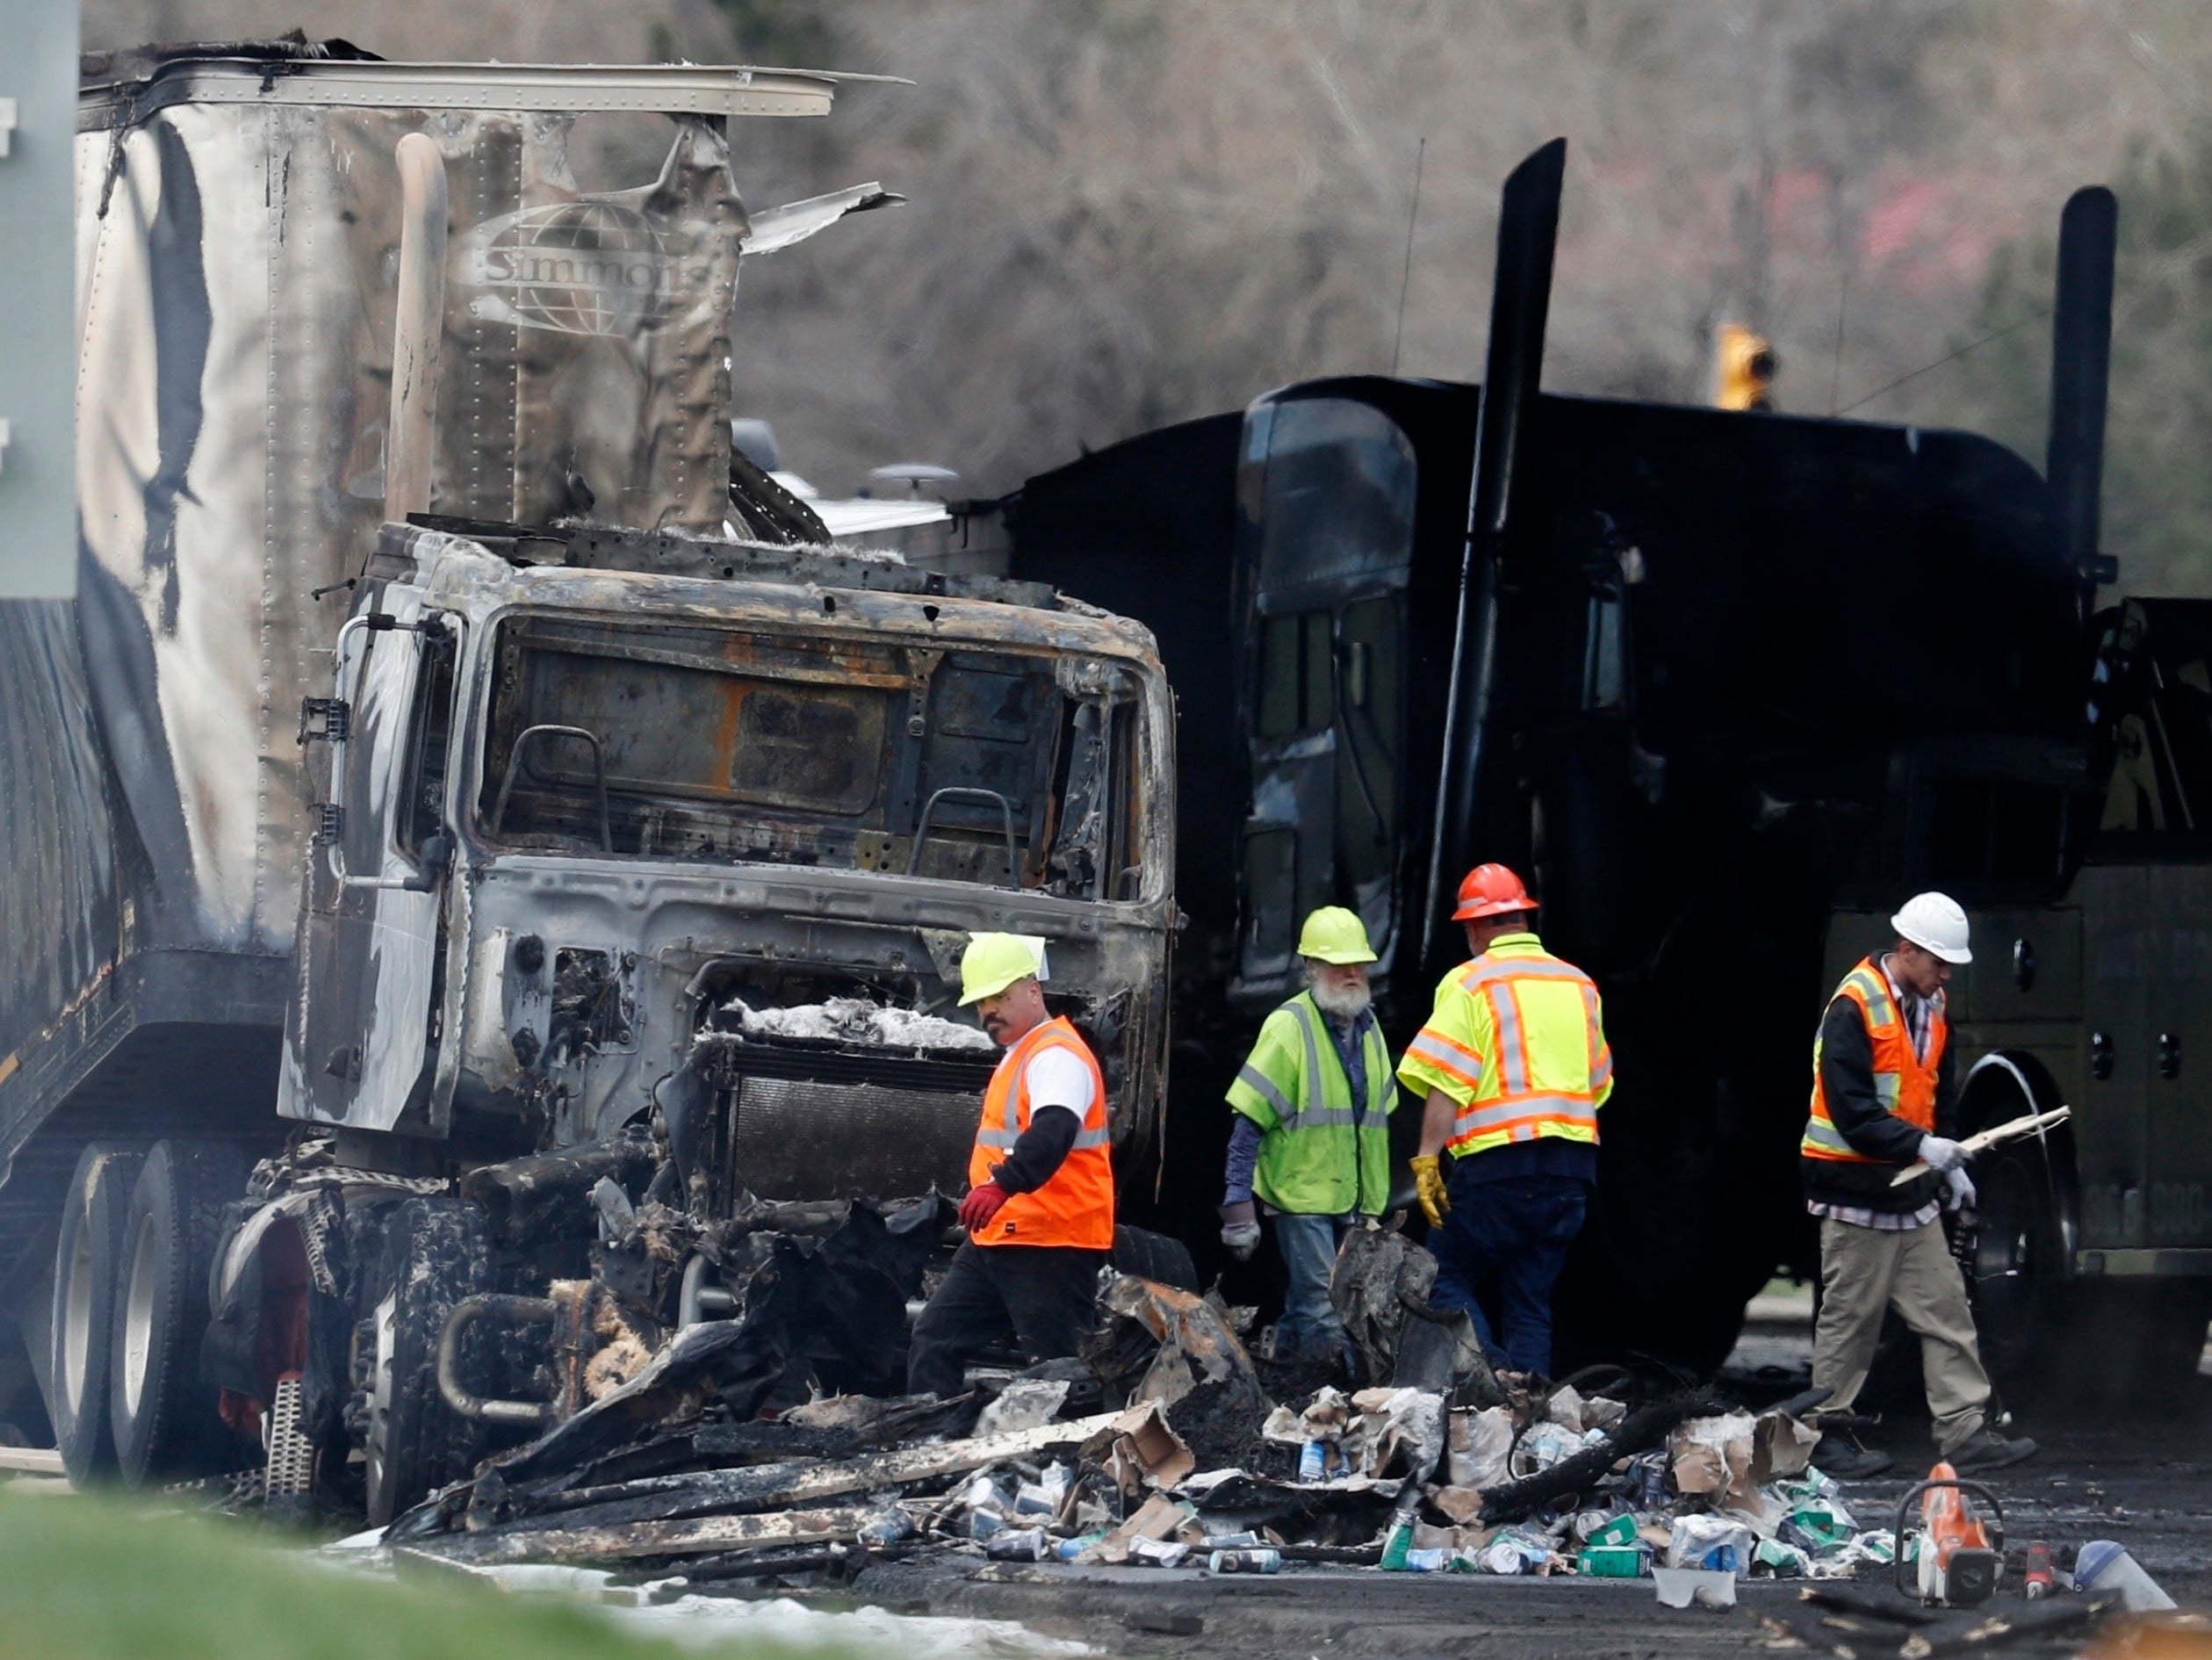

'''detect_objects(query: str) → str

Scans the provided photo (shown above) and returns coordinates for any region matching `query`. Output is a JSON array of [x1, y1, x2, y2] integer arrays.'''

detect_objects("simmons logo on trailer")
[[460, 200, 710, 336]]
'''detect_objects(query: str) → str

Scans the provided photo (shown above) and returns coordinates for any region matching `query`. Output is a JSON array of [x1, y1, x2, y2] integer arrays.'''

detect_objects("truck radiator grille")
[[727, 1075, 982, 1202]]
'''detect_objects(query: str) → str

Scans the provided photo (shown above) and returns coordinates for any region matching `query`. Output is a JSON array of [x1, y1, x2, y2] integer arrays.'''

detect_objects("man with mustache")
[[907, 933, 1114, 1397], [1219, 907, 1398, 1365]]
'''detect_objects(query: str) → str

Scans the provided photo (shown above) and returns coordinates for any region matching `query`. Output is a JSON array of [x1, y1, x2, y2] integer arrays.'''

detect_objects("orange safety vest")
[[968, 1015, 1115, 1249], [1801, 956, 1947, 1163]]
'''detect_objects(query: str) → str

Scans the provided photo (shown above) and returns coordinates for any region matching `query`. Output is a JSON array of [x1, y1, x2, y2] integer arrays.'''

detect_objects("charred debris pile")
[[243, 1151, 1909, 1591]]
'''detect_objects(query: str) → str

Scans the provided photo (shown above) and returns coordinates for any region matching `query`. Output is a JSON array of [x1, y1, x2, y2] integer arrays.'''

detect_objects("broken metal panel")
[[739, 183, 902, 257]]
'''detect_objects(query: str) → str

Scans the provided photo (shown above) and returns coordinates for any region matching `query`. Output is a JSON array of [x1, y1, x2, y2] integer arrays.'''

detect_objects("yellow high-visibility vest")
[[1396, 934, 1612, 1158]]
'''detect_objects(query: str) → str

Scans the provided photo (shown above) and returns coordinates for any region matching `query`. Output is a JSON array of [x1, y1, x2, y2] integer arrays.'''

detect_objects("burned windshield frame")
[[464, 610, 1149, 899]]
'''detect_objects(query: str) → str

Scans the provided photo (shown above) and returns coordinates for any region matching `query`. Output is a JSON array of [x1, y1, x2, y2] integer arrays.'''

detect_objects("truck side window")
[[1256, 610, 1334, 738], [399, 627, 458, 856], [1337, 595, 1401, 833], [2102, 714, 2170, 833]]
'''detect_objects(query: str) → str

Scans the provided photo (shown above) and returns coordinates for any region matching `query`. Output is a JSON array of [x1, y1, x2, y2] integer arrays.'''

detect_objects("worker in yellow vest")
[[907, 934, 1115, 1397], [1800, 893, 2035, 1477], [1219, 906, 1398, 1363], [1398, 864, 1609, 1376]]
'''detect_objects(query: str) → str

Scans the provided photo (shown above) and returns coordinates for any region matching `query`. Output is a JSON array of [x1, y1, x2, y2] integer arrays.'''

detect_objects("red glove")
[[960, 1181, 1011, 1233]]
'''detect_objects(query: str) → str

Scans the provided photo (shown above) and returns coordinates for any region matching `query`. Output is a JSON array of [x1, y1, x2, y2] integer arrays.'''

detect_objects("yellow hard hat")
[[1296, 906, 1377, 965], [959, 932, 1044, 1006]]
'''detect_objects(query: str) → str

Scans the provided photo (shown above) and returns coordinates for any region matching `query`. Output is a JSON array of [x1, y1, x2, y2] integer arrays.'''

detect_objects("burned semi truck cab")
[[286, 517, 1172, 1173], [270, 517, 1173, 1517]]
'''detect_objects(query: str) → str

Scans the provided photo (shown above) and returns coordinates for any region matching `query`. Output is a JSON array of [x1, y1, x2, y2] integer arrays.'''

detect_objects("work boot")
[[1945, 1428, 2037, 1472], [1811, 1432, 1894, 1479]]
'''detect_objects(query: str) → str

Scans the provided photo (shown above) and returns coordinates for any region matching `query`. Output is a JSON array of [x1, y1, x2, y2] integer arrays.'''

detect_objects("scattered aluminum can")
[[1208, 1548, 1282, 1575], [1128, 1537, 1192, 1568], [857, 1507, 914, 1548], [965, 1508, 1005, 1541], [985, 1527, 1050, 1561]]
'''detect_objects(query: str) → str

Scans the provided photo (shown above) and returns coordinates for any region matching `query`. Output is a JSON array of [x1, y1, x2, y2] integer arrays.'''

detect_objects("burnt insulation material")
[[1164, 1372, 1278, 1477]]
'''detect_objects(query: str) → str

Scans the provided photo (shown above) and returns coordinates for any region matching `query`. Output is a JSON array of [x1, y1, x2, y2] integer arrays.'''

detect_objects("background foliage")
[[83, 0, 2212, 593]]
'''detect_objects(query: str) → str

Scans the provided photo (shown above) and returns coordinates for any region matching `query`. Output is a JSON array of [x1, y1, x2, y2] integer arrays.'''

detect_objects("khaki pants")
[[1811, 1216, 1990, 1454]]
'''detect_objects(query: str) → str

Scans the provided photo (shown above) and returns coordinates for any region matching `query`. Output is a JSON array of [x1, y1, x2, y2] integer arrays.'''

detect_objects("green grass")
[[0, 1487, 825, 1660]]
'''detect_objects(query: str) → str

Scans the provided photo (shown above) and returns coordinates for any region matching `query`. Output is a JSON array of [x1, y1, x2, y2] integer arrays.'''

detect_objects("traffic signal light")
[[1713, 323, 1776, 411]]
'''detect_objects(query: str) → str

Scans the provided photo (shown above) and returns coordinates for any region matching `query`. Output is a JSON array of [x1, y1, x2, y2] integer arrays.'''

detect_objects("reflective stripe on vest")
[[1439, 949, 1609, 1158], [969, 1015, 1114, 1249], [1801, 956, 1946, 1164]]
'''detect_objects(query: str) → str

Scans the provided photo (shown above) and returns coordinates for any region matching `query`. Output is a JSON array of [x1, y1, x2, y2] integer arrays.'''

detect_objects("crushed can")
[[1576, 1545, 1646, 1578], [1299, 1440, 1334, 1483], [1208, 1548, 1282, 1574], [965, 1508, 1006, 1541], [1574, 1509, 1638, 1547], [857, 1506, 914, 1548], [1128, 1536, 1192, 1568], [1404, 1547, 1454, 1572], [986, 1527, 1049, 1562], [1054, 1530, 1107, 1562], [1013, 1482, 1056, 1516]]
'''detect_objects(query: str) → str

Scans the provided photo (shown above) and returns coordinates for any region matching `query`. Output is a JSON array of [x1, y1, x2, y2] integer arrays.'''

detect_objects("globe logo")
[[461, 202, 678, 337]]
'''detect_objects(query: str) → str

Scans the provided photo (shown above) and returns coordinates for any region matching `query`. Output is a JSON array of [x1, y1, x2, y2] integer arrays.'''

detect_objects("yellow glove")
[[1411, 1154, 1451, 1229]]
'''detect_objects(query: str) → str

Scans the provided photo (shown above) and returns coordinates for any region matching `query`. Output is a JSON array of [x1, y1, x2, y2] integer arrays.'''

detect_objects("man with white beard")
[[1220, 907, 1398, 1364]]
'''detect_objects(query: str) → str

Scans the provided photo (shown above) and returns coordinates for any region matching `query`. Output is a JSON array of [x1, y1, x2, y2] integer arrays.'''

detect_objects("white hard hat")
[[1891, 891, 1972, 964]]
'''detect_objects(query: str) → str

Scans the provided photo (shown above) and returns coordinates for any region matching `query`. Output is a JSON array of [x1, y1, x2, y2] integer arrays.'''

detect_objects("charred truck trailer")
[[0, 44, 1175, 1514], [1008, 141, 2212, 1393]]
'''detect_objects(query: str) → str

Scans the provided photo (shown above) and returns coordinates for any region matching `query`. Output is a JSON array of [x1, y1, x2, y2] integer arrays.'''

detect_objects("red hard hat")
[[1453, 862, 1536, 921]]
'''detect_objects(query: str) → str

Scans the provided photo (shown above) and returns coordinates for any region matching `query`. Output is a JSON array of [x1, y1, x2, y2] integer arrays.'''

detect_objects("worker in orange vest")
[[1800, 893, 2035, 1477], [907, 933, 1115, 1397], [1399, 864, 1610, 1376]]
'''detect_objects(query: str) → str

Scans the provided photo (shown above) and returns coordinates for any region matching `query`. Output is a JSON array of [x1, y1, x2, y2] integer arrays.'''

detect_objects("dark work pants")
[[906, 1241, 1109, 1397], [1425, 1167, 1589, 1376]]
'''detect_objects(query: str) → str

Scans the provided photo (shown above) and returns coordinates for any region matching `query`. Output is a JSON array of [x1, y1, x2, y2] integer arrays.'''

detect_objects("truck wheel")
[[108, 1141, 250, 1485], [362, 1196, 493, 1526], [1968, 1135, 2069, 1396], [50, 1144, 145, 1485], [1113, 1224, 1199, 1292]]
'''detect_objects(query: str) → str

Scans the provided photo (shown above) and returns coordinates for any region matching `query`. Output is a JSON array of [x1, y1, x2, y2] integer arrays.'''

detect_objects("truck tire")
[[1113, 1224, 1199, 1292], [50, 1143, 146, 1485], [362, 1196, 494, 1526], [1969, 1132, 2071, 1397], [108, 1140, 250, 1485]]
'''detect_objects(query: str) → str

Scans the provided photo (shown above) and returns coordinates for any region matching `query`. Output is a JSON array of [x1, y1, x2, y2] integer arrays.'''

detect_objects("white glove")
[[1943, 1167, 1977, 1211], [1918, 1134, 1968, 1173], [1221, 1221, 1262, 1261]]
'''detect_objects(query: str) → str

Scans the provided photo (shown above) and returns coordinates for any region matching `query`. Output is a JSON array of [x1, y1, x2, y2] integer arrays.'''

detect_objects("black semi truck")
[[1009, 141, 2212, 1393]]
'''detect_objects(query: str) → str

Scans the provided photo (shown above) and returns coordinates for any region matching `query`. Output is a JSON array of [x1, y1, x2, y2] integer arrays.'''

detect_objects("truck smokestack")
[[1422, 137, 1567, 971], [2047, 184, 2117, 594], [385, 133, 449, 525]]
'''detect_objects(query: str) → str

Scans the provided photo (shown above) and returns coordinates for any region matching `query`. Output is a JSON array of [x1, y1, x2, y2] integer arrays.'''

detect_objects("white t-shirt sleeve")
[[1022, 1048, 1096, 1122]]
